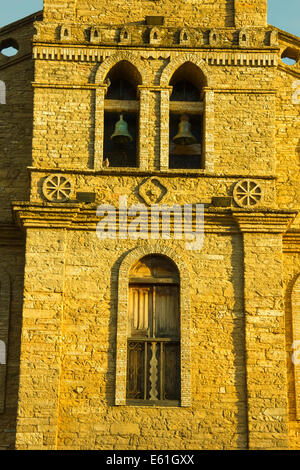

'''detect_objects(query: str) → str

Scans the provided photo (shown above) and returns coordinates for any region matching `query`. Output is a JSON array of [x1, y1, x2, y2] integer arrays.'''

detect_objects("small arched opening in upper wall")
[[0, 38, 19, 57]]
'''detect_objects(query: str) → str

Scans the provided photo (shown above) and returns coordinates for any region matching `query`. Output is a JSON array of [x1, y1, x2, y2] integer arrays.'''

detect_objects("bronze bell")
[[173, 114, 197, 146], [110, 114, 133, 145]]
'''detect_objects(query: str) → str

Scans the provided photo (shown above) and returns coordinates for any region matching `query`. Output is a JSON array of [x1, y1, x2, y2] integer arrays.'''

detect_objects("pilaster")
[[233, 210, 296, 450]]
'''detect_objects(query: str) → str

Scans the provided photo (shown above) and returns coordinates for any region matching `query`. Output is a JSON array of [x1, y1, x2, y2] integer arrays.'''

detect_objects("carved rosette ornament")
[[42, 175, 73, 202], [233, 179, 262, 208]]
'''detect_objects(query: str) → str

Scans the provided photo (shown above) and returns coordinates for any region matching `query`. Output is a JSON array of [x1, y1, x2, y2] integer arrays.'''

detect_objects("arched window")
[[169, 62, 206, 170], [127, 255, 180, 404], [0, 81, 6, 104], [103, 61, 141, 168]]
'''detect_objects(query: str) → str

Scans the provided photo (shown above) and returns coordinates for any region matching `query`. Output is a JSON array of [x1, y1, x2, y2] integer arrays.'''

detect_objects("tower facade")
[[0, 0, 300, 450]]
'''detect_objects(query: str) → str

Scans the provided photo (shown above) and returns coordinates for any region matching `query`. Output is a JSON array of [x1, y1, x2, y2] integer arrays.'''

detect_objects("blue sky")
[[0, 0, 299, 36]]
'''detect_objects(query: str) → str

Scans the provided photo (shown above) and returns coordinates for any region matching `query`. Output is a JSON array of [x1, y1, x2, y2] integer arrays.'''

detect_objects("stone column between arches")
[[94, 85, 108, 170], [292, 275, 300, 420]]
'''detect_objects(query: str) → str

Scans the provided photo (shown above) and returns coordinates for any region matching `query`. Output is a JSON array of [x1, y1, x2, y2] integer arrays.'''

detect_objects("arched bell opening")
[[168, 62, 206, 170], [103, 61, 141, 168]]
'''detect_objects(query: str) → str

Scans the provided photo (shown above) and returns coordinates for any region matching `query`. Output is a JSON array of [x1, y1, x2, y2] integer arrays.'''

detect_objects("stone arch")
[[95, 51, 148, 86], [115, 243, 191, 407], [0, 81, 6, 104], [160, 54, 213, 88]]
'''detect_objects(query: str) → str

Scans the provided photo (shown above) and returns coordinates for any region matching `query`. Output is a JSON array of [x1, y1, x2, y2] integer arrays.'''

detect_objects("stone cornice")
[[13, 202, 83, 230], [32, 45, 278, 67], [275, 26, 300, 48], [13, 202, 237, 232], [232, 210, 297, 234], [283, 231, 300, 253], [27, 166, 277, 180], [13, 202, 298, 235], [31, 83, 277, 95], [204, 87, 276, 95]]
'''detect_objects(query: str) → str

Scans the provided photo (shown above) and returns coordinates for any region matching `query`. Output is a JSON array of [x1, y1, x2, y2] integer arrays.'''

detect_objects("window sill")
[[126, 399, 180, 407]]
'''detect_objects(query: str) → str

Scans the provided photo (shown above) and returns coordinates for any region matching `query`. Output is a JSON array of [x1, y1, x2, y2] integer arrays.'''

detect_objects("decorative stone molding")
[[233, 210, 297, 233], [42, 175, 73, 202], [115, 244, 191, 407], [138, 177, 167, 205], [32, 45, 278, 68], [283, 231, 300, 253], [12, 202, 239, 233], [233, 179, 262, 208], [33, 46, 105, 62]]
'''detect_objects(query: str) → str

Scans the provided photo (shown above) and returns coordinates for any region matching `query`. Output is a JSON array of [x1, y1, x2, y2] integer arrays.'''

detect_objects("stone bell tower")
[[0, 0, 299, 450]]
